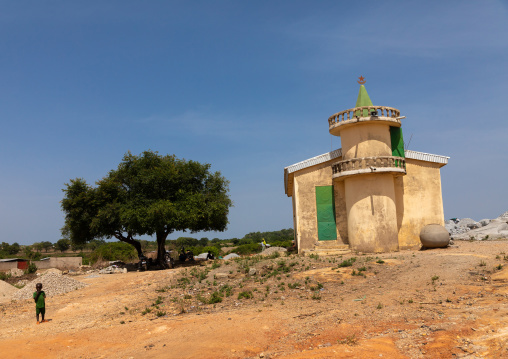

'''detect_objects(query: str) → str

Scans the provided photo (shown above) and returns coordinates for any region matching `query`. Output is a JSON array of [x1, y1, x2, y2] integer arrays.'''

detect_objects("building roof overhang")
[[284, 149, 449, 196]]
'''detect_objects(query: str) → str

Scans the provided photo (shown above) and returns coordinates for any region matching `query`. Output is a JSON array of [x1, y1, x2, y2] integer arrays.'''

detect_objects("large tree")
[[61, 151, 232, 267]]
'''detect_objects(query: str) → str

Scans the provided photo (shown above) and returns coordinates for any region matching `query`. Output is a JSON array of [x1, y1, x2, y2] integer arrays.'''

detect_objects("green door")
[[390, 126, 405, 167], [316, 186, 337, 241]]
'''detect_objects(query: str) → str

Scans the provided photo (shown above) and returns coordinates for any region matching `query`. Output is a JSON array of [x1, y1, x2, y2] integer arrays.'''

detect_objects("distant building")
[[284, 82, 448, 254]]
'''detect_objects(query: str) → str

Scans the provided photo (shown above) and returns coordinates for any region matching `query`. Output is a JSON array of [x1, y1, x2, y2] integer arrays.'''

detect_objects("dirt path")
[[1, 240, 508, 358]]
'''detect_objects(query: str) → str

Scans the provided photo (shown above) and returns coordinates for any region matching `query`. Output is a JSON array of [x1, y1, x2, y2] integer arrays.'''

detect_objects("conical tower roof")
[[355, 84, 373, 117], [355, 85, 373, 108]]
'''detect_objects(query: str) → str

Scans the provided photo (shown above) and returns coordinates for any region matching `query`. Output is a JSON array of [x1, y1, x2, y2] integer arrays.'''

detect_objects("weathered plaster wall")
[[33, 257, 83, 270], [396, 159, 445, 249], [0, 262, 19, 271], [345, 173, 399, 253], [333, 180, 348, 244], [293, 158, 347, 251], [340, 124, 392, 160]]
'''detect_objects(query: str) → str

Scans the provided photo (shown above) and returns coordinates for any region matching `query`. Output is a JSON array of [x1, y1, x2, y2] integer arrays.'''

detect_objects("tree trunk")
[[116, 233, 144, 259], [156, 230, 169, 269]]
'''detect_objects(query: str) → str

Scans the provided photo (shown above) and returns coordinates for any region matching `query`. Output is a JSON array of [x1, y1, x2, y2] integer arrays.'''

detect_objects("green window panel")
[[390, 126, 405, 167], [315, 186, 337, 241]]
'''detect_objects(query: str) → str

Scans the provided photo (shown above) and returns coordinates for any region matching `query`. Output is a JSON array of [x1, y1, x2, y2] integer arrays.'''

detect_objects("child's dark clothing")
[[33, 290, 46, 322]]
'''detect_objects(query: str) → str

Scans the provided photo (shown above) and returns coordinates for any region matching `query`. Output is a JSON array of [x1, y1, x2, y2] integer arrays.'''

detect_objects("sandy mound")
[[0, 280, 19, 302], [11, 272, 87, 301]]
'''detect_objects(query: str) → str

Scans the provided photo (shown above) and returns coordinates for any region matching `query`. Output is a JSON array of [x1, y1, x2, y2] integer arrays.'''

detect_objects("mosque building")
[[284, 78, 449, 254]]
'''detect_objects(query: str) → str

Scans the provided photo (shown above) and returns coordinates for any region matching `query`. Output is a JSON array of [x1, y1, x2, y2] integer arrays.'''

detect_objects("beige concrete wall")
[[0, 262, 19, 271], [340, 124, 392, 160], [345, 173, 399, 253], [293, 158, 348, 251], [33, 257, 83, 270], [396, 159, 445, 249]]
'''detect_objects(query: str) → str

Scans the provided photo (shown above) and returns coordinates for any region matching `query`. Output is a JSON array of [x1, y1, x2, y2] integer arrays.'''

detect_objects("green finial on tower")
[[355, 76, 373, 116]]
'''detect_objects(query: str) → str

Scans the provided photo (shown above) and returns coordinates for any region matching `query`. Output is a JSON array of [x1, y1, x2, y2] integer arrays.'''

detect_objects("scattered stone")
[[99, 266, 127, 274], [7, 268, 24, 277], [260, 247, 287, 256], [248, 268, 257, 276], [447, 211, 508, 240], [11, 272, 87, 301], [44, 268, 63, 275], [479, 219, 491, 227]]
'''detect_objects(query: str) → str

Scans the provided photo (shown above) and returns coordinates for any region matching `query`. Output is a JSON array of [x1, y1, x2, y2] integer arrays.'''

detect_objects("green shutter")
[[390, 127, 405, 167], [315, 186, 337, 241]]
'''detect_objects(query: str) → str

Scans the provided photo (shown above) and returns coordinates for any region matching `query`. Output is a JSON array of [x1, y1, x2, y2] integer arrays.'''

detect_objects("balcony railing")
[[332, 156, 406, 179], [328, 106, 401, 127]]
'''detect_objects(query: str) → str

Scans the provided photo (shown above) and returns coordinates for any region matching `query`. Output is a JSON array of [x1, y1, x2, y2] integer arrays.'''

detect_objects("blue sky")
[[1, 1, 507, 245]]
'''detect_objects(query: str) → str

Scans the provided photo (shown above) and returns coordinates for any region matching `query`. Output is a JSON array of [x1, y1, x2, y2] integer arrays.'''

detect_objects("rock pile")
[[11, 272, 87, 301], [446, 211, 508, 240], [260, 247, 287, 256], [8, 268, 24, 277]]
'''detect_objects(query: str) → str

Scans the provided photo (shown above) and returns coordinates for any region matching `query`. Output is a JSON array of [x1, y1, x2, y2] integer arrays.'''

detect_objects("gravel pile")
[[260, 247, 287, 256], [11, 272, 87, 301]]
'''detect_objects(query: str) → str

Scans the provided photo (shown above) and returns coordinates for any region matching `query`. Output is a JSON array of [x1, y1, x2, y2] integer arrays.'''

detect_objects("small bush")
[[311, 291, 321, 300], [233, 243, 262, 255], [0, 272, 12, 281], [25, 262, 38, 274], [338, 258, 357, 268], [338, 334, 357, 346], [208, 291, 223, 304], [238, 291, 253, 300], [89, 242, 137, 263], [219, 284, 233, 297]]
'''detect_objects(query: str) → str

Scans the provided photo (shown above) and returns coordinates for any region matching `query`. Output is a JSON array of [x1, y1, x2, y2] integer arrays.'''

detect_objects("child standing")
[[33, 283, 46, 324]]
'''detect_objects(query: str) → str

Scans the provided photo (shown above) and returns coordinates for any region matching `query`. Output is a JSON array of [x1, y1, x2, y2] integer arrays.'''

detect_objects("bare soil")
[[1, 240, 508, 358]]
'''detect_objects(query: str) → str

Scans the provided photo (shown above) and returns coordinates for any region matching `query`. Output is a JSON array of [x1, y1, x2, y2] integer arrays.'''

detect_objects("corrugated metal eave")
[[405, 150, 449, 164], [284, 148, 342, 175]]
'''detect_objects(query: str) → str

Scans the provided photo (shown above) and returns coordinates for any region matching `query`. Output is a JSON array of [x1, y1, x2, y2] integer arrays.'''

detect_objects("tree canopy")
[[61, 150, 232, 266]]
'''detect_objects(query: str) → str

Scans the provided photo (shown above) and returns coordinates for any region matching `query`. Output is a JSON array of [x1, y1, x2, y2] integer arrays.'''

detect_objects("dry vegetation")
[[2, 240, 508, 358]]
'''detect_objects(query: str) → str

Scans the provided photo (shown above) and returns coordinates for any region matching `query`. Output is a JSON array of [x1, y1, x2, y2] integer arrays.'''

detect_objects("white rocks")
[[449, 211, 508, 240], [259, 247, 287, 256], [99, 266, 127, 274], [8, 268, 24, 277], [10, 272, 87, 301], [479, 219, 491, 227]]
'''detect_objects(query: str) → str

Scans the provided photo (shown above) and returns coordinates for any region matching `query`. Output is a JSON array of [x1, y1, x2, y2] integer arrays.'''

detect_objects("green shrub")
[[338, 257, 357, 268], [232, 243, 261, 255], [219, 284, 233, 297], [268, 240, 293, 248], [208, 291, 223, 304], [25, 262, 38, 274], [238, 291, 253, 300], [201, 246, 221, 258], [89, 242, 137, 263], [0, 272, 12, 281]]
